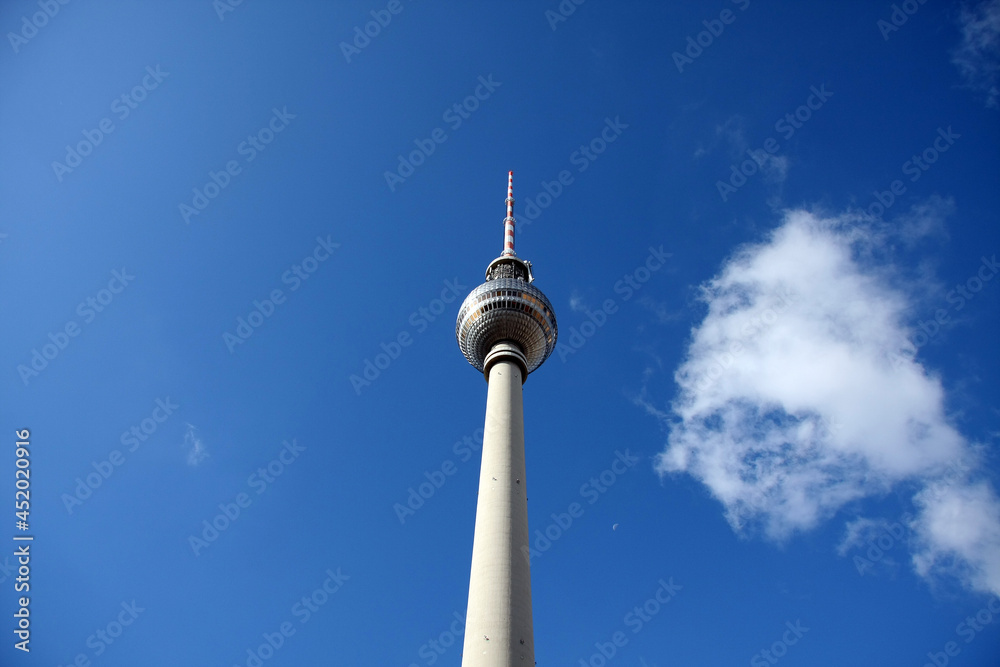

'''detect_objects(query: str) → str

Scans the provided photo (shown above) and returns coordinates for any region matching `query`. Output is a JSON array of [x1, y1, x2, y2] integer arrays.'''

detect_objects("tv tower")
[[455, 171, 558, 665]]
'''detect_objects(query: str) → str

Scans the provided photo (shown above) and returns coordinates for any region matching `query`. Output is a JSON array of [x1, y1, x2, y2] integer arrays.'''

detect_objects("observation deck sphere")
[[455, 277, 558, 375]]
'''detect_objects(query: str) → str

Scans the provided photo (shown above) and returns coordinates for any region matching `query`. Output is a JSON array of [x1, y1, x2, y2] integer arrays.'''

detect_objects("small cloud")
[[705, 115, 789, 193], [184, 424, 208, 467], [718, 116, 748, 157], [891, 195, 954, 247], [838, 517, 896, 556], [951, 0, 1000, 108], [693, 115, 746, 160], [637, 296, 684, 324], [632, 389, 671, 422], [761, 154, 788, 186], [569, 290, 588, 313]]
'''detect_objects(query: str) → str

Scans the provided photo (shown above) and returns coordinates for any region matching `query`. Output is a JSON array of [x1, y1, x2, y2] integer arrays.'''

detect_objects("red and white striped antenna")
[[502, 170, 516, 257]]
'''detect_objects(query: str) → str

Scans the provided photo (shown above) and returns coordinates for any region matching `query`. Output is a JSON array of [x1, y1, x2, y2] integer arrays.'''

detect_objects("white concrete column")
[[461, 346, 534, 666]]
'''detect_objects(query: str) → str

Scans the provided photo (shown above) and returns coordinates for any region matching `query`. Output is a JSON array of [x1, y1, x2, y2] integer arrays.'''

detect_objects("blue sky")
[[2, 0, 1000, 665]]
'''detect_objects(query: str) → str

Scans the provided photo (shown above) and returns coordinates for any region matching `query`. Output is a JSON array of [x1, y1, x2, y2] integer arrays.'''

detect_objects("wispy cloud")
[[698, 115, 789, 189], [760, 154, 788, 186], [892, 194, 953, 247], [838, 517, 897, 557], [952, 0, 1000, 108], [183, 423, 208, 467], [693, 115, 747, 160], [649, 205, 1000, 597], [637, 296, 684, 324], [569, 290, 588, 313]]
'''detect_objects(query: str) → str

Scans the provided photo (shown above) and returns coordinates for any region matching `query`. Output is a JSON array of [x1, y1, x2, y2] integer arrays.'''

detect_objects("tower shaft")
[[461, 348, 534, 665]]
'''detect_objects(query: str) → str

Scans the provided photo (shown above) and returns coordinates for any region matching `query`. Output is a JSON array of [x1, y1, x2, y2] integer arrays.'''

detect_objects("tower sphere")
[[455, 264, 558, 376], [455, 172, 558, 378]]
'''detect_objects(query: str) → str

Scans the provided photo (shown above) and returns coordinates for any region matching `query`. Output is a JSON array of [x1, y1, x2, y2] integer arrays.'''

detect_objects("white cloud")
[[184, 423, 208, 467], [652, 206, 1000, 596], [952, 0, 1000, 108], [911, 480, 1000, 595]]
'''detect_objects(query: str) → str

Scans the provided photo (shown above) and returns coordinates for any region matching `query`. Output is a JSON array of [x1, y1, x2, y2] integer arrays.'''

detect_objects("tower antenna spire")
[[502, 170, 516, 257]]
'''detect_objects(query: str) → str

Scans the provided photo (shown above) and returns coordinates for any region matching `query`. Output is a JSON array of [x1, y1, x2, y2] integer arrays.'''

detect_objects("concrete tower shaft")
[[461, 346, 534, 664]]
